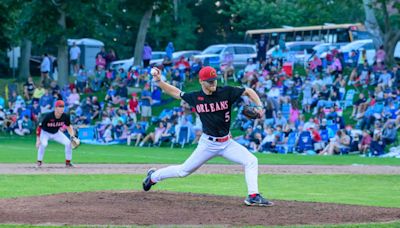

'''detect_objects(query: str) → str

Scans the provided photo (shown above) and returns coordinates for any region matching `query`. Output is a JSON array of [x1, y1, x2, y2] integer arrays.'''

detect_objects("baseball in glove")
[[242, 105, 262, 119], [71, 136, 81, 149]]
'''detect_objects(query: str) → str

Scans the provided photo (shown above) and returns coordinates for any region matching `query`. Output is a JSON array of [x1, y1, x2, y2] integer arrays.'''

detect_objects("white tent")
[[67, 38, 105, 73]]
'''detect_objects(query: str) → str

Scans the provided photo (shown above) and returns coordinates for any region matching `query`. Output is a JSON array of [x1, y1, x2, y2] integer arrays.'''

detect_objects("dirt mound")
[[0, 191, 399, 226]]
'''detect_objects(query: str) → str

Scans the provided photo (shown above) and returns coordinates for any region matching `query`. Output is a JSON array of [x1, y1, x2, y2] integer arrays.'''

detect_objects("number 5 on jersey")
[[225, 111, 230, 122]]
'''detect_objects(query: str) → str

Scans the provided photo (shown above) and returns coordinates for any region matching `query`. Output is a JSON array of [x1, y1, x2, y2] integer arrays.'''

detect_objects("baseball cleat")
[[65, 162, 76, 168], [244, 194, 274, 206], [142, 168, 156, 191], [35, 161, 43, 168]]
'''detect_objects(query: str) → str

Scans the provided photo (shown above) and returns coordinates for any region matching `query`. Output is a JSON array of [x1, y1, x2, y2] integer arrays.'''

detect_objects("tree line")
[[0, 0, 398, 85]]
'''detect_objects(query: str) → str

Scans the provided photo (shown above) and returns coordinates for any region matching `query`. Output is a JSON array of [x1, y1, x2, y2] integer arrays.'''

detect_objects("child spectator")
[[14, 115, 33, 136], [358, 129, 372, 154], [23, 76, 36, 100], [127, 122, 146, 146]]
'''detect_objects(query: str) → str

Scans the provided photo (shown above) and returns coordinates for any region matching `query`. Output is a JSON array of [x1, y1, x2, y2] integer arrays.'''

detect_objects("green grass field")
[[1, 136, 400, 227], [2, 136, 400, 166]]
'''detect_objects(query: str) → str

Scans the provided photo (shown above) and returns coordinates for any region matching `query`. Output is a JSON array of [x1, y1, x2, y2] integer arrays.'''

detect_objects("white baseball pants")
[[151, 133, 259, 195], [37, 130, 72, 161]]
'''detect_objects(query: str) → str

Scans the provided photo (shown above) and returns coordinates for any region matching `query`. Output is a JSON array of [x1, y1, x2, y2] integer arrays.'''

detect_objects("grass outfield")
[[1, 136, 400, 165], [0, 174, 399, 208]]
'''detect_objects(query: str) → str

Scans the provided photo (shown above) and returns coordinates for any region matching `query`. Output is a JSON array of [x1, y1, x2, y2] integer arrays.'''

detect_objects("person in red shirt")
[[310, 126, 324, 153], [358, 130, 372, 155], [174, 56, 190, 76], [128, 93, 139, 123]]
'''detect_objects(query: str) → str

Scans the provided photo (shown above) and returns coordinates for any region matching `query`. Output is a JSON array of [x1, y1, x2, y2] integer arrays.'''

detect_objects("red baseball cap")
[[199, 66, 217, 81], [55, 100, 65, 107]]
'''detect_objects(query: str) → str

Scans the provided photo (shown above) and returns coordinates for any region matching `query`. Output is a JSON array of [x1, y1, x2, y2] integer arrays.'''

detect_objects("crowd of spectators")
[[1, 40, 399, 157]]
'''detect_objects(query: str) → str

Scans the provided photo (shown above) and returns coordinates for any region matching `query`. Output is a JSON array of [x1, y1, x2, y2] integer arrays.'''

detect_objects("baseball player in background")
[[35, 100, 76, 168], [143, 66, 273, 206]]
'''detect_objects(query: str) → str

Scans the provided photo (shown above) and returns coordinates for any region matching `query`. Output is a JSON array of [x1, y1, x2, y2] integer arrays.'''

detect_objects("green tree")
[[363, 0, 400, 65], [226, 0, 364, 39]]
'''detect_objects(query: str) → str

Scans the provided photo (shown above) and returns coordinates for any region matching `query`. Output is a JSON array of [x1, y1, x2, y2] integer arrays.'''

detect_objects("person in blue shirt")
[[140, 84, 152, 121], [39, 89, 54, 114], [165, 42, 174, 60]]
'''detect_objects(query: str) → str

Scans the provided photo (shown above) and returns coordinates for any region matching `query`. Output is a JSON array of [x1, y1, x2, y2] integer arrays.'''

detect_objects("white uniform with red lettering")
[[150, 85, 259, 195]]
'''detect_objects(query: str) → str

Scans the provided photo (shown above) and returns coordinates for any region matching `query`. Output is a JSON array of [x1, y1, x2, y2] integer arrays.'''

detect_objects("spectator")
[[358, 129, 372, 155], [302, 79, 313, 113], [106, 48, 117, 68], [95, 53, 106, 70], [378, 68, 392, 88], [8, 90, 17, 111], [274, 111, 287, 128], [221, 51, 235, 85], [104, 85, 117, 103], [259, 127, 275, 152], [256, 34, 268, 62], [127, 122, 146, 146], [381, 121, 397, 146], [49, 80, 60, 96], [91, 96, 101, 120], [151, 86, 162, 105], [23, 76, 36, 100], [96, 47, 107, 59], [67, 88, 80, 109], [0, 105, 5, 129], [376, 45, 386, 64], [320, 130, 350, 155], [76, 65, 88, 93], [32, 83, 45, 103], [69, 42, 81, 76], [39, 89, 54, 114], [139, 121, 166, 147], [165, 42, 174, 60], [369, 131, 384, 156], [143, 43, 152, 68], [140, 84, 152, 122], [40, 53, 51, 87], [103, 124, 114, 143], [190, 58, 202, 81], [14, 115, 33, 136], [128, 93, 139, 123], [30, 100, 41, 122]]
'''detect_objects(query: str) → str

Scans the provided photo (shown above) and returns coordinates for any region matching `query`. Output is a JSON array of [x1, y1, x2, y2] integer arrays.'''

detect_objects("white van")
[[194, 44, 256, 69], [340, 39, 375, 65]]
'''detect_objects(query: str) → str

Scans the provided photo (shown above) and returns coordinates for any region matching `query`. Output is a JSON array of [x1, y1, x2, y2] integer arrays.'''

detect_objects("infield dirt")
[[1, 164, 400, 226]]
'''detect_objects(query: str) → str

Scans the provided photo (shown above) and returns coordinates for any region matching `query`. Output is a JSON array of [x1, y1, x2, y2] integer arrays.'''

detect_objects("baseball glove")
[[71, 136, 81, 149], [242, 105, 262, 119]]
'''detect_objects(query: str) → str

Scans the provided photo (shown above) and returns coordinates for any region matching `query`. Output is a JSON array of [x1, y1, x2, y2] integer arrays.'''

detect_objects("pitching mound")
[[1, 191, 399, 226]]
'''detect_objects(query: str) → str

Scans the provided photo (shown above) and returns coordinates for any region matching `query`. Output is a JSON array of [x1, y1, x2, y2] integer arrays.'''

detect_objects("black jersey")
[[40, 112, 71, 134], [181, 86, 245, 137]]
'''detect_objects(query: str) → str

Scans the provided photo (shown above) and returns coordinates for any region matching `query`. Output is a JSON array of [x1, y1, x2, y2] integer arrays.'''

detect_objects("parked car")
[[340, 39, 375, 65], [267, 41, 321, 64], [149, 51, 166, 65], [151, 50, 202, 65], [193, 44, 256, 69], [395, 41, 400, 63], [110, 51, 166, 71], [312, 43, 348, 59]]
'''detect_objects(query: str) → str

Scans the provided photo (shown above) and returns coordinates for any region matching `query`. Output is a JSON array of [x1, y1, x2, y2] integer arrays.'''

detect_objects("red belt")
[[208, 135, 232, 143]]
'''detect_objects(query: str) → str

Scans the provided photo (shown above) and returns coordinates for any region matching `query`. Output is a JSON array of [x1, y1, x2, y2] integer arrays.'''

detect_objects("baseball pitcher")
[[35, 100, 78, 168], [143, 66, 273, 206]]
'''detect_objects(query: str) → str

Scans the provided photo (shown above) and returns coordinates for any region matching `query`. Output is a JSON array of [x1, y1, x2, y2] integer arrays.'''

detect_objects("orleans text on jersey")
[[195, 100, 229, 113], [181, 86, 245, 137]]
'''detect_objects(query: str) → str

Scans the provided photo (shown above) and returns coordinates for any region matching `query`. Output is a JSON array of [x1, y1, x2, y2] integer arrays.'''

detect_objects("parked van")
[[267, 41, 321, 64], [194, 44, 256, 69]]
